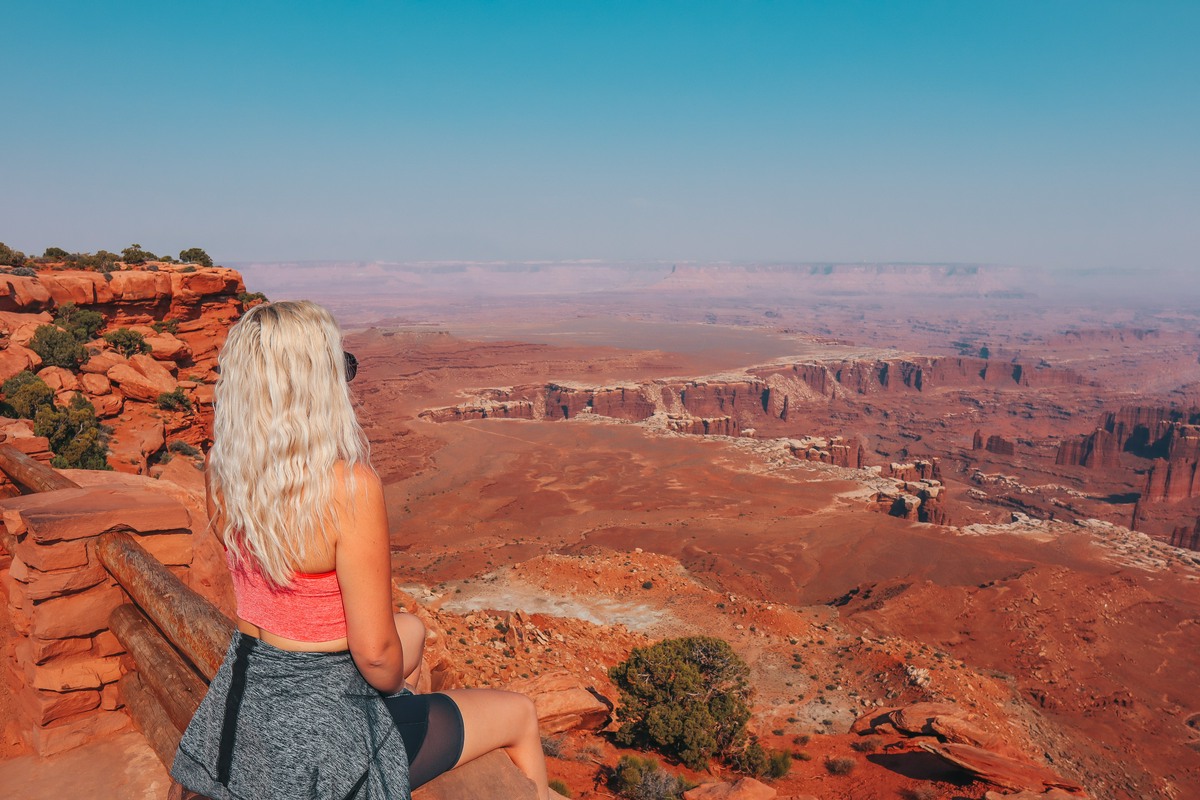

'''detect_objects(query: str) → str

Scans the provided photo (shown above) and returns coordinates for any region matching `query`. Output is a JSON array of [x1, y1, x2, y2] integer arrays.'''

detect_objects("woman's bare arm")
[[335, 464, 407, 693]]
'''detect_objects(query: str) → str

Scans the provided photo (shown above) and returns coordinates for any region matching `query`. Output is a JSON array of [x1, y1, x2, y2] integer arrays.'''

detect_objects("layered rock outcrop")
[[422, 357, 1085, 447], [973, 431, 1015, 457], [0, 265, 250, 476]]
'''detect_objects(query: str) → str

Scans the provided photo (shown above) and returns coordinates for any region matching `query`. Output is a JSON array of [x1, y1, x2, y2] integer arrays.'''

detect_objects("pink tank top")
[[227, 549, 349, 641]]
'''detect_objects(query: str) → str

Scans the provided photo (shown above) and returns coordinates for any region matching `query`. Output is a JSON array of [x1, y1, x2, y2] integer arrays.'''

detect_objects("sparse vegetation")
[[54, 302, 105, 342], [610, 636, 752, 770], [30, 325, 90, 369], [178, 247, 213, 267], [825, 756, 857, 775], [167, 439, 201, 457], [767, 749, 792, 779], [851, 735, 882, 753], [157, 388, 193, 412], [42, 246, 69, 260], [2, 371, 53, 419], [103, 328, 150, 357], [541, 735, 566, 758], [0, 242, 28, 267], [548, 779, 572, 798], [611, 755, 692, 800], [34, 394, 110, 470], [151, 319, 179, 335], [121, 243, 157, 264], [238, 291, 267, 306]]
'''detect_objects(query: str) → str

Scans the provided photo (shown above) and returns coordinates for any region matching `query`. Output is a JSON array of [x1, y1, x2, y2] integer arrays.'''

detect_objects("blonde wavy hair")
[[209, 300, 371, 586]]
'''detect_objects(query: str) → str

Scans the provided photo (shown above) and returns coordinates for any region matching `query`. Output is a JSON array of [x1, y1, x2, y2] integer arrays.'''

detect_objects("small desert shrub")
[[611, 755, 691, 800], [151, 319, 179, 335], [541, 735, 566, 758], [825, 756, 856, 776], [767, 750, 792, 779], [34, 394, 110, 470], [30, 325, 89, 369], [793, 751, 812, 761], [157, 388, 193, 412], [548, 779, 572, 798], [63, 250, 120, 273], [0, 242, 27, 267], [2, 371, 53, 419], [900, 788, 937, 800], [178, 247, 213, 267], [851, 735, 882, 753], [168, 439, 201, 457], [574, 741, 603, 762], [121, 243, 157, 265], [180, 265, 197, 273], [43, 246, 69, 260], [54, 302, 105, 342], [238, 291, 267, 306], [11, 266, 37, 277], [610, 636, 752, 769], [103, 328, 150, 357]]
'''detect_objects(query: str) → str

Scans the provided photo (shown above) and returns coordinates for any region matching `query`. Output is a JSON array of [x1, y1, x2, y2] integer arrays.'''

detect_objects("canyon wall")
[[0, 265, 251, 477]]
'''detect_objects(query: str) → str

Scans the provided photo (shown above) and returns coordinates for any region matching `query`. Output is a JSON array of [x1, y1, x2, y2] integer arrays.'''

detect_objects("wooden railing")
[[98, 531, 234, 767]]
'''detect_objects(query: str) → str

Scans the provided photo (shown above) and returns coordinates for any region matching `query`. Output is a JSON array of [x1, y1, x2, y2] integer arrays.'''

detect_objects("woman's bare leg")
[[393, 612, 426, 689], [440, 688, 549, 800]]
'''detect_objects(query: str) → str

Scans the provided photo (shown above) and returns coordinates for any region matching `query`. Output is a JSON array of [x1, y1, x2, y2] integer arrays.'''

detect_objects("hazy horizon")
[[4, 1, 1198, 271]]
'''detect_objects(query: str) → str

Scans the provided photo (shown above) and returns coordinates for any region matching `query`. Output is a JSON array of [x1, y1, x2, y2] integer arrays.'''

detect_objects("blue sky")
[[3, 1, 1197, 269]]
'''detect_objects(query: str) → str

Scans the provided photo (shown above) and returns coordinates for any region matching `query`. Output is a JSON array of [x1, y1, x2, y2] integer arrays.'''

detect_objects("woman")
[[172, 301, 550, 800]]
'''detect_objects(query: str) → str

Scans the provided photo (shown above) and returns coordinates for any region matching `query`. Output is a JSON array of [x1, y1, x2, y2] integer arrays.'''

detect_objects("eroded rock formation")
[[0, 265, 252, 477]]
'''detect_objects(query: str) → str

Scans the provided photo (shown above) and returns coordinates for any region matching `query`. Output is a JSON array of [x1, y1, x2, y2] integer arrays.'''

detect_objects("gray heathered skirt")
[[172, 632, 411, 800]]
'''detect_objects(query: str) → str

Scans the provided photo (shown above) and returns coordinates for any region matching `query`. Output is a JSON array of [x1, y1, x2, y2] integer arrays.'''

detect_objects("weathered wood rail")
[[99, 532, 232, 764], [0, 443, 80, 493]]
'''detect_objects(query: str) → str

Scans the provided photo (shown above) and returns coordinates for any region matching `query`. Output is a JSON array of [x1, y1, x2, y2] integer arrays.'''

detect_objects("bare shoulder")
[[330, 460, 385, 508]]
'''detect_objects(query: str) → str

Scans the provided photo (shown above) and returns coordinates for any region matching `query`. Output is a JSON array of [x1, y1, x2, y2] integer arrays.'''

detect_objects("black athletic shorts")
[[381, 690, 465, 789]]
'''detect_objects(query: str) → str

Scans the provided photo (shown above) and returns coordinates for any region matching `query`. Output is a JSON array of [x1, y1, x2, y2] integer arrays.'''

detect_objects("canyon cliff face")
[[0, 265, 251, 478], [1056, 406, 1200, 469], [1054, 406, 1200, 550], [423, 356, 1086, 430]]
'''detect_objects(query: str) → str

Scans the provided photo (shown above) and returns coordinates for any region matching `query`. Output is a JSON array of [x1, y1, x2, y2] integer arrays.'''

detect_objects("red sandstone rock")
[[0, 486, 190, 542], [1169, 519, 1200, 551], [919, 742, 1085, 794], [38, 272, 106, 305], [37, 366, 80, 393], [144, 332, 191, 361], [27, 586, 124, 640], [412, 749, 546, 800], [683, 777, 777, 800], [25, 708, 131, 757], [0, 309, 53, 345], [151, 456, 206, 492], [81, 349, 129, 375], [18, 687, 102, 727], [79, 372, 111, 396], [503, 671, 610, 734], [90, 393, 124, 418], [0, 343, 43, 380], [106, 363, 175, 403], [106, 270, 171, 302], [984, 790, 1087, 800], [889, 702, 972, 735], [0, 275, 53, 311]]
